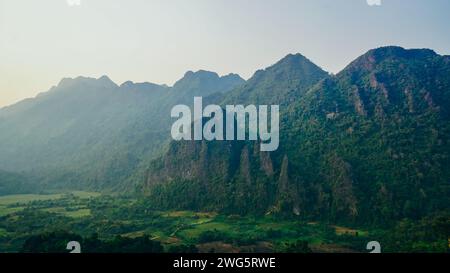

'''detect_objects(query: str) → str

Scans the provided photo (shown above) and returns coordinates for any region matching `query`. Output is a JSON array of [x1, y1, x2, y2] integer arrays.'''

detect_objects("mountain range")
[[142, 47, 450, 225], [0, 71, 244, 191], [0, 46, 449, 225]]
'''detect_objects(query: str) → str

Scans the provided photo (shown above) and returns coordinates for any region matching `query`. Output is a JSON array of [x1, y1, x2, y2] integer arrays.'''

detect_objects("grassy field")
[[0, 191, 99, 218], [41, 207, 92, 218], [0, 193, 64, 206], [0, 191, 99, 205], [0, 206, 25, 217]]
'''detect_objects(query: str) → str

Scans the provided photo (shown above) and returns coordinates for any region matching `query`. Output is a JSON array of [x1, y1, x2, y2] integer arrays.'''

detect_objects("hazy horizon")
[[1, 0, 450, 108]]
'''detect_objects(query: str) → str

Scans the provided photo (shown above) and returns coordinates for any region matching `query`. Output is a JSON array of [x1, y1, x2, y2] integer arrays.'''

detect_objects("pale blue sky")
[[0, 0, 449, 107]]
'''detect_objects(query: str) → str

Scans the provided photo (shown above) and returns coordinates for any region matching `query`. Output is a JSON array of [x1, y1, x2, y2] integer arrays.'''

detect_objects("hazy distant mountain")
[[143, 47, 450, 225], [0, 170, 35, 196], [0, 71, 244, 192]]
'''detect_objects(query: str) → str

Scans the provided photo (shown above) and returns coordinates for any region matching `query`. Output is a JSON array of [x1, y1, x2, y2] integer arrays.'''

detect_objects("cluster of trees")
[[21, 231, 164, 253], [373, 212, 450, 253]]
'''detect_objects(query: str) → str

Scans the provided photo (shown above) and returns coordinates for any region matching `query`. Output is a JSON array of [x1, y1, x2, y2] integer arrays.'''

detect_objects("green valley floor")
[[0, 193, 447, 253]]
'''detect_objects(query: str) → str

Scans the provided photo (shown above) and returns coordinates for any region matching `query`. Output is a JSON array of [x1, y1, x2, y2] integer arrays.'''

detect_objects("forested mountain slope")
[[143, 47, 450, 225]]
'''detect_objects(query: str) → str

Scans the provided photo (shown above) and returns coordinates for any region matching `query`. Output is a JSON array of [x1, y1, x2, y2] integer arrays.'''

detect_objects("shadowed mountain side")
[[0, 72, 245, 192]]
